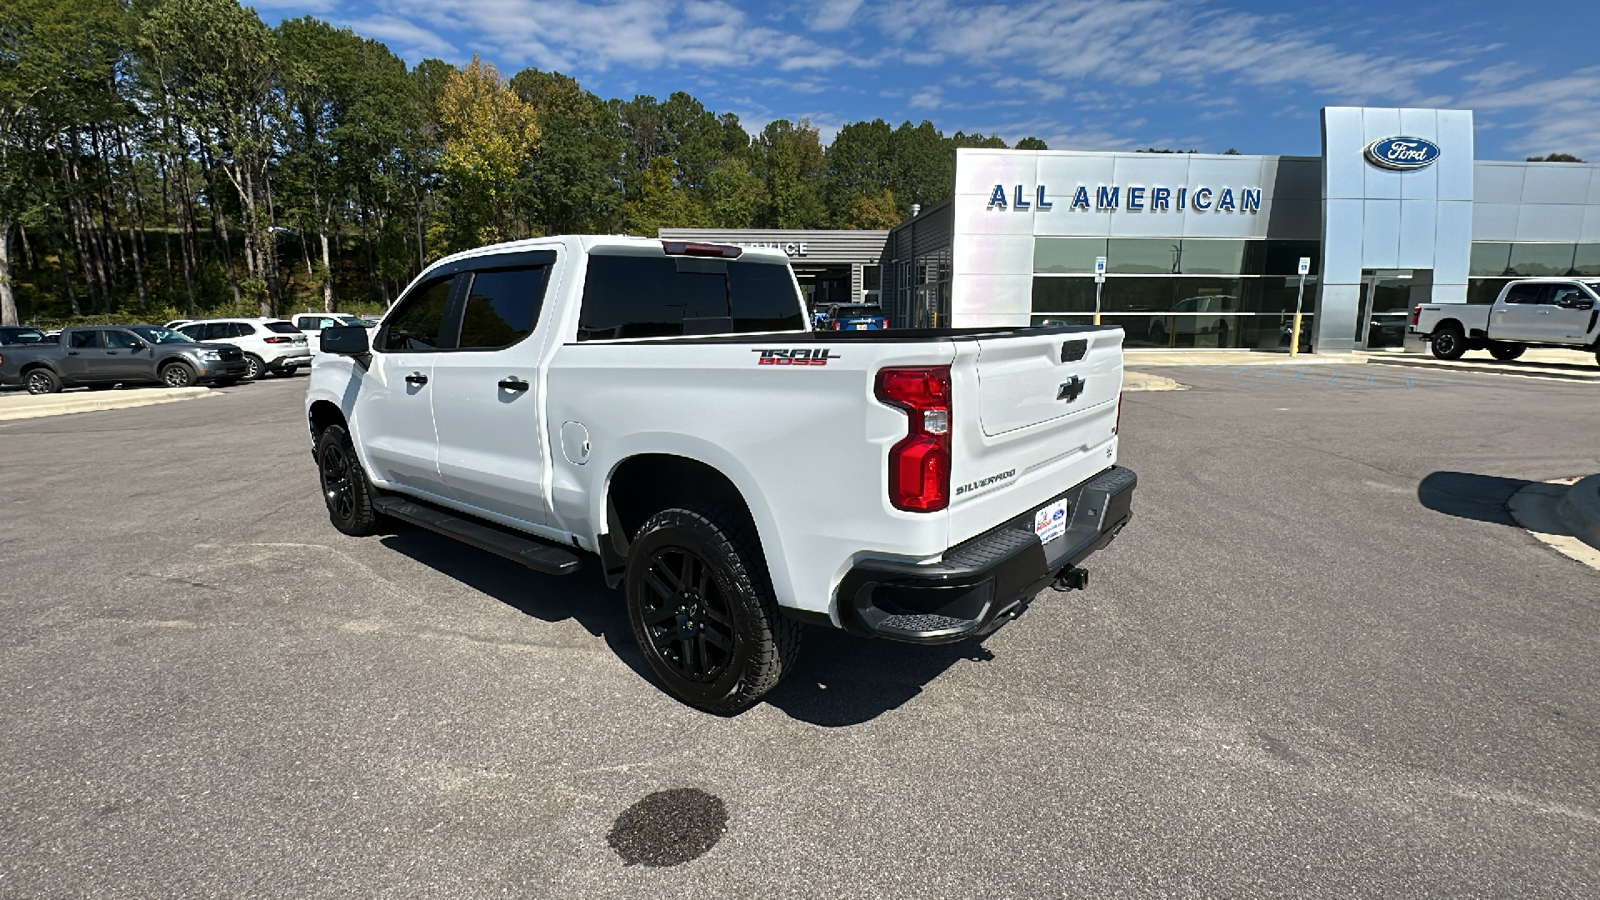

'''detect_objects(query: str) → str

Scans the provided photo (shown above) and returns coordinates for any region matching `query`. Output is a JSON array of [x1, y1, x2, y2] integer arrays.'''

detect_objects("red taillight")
[[831, 320, 842, 330], [662, 240, 742, 259], [876, 366, 952, 512], [876, 318, 888, 329], [1411, 305, 1421, 326], [264, 336, 292, 344]]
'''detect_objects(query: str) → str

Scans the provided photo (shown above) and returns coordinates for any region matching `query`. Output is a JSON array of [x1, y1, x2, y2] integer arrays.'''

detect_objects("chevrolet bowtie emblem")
[[1058, 376, 1085, 402]]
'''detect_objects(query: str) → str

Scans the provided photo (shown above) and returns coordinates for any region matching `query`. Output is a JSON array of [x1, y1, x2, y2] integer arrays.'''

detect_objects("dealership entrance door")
[[1357, 269, 1431, 349], [793, 265, 851, 317]]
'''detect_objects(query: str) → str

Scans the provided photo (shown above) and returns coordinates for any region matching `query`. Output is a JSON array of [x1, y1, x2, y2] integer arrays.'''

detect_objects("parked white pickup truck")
[[1411, 278, 1600, 364], [306, 236, 1135, 712]]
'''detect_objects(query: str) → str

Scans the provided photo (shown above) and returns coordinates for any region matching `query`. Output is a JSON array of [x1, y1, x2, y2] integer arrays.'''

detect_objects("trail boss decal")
[[753, 348, 839, 366], [955, 468, 1016, 497]]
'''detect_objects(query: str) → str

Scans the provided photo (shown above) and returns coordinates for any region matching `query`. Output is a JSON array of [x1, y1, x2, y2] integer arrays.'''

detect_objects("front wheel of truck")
[[625, 506, 801, 714]]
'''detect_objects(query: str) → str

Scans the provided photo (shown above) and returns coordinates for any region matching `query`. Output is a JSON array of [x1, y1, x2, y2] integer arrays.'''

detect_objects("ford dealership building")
[[881, 106, 1600, 351]]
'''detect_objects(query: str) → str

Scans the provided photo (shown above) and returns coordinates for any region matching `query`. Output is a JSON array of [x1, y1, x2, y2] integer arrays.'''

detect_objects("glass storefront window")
[[862, 265, 881, 290], [1467, 279, 1510, 304], [1507, 243, 1576, 276], [1106, 239, 1181, 274], [1262, 241, 1319, 276], [1032, 277, 1096, 313], [1574, 244, 1600, 277], [1179, 240, 1251, 275], [1034, 238, 1107, 273], [1469, 242, 1513, 277]]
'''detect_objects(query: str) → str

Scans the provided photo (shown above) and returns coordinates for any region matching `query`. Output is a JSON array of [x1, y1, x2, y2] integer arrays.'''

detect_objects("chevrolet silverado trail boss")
[[1411, 277, 1600, 364], [306, 236, 1136, 712]]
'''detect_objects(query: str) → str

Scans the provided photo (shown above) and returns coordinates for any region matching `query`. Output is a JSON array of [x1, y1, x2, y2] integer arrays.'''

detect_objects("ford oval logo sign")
[[1364, 136, 1441, 170]]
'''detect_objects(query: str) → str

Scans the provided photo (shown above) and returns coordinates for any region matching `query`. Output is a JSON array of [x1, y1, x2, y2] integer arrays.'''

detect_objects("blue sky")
[[250, 0, 1600, 160]]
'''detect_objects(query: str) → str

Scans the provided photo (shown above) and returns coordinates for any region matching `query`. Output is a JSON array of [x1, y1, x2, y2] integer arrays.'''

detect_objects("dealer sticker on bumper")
[[1034, 498, 1070, 545]]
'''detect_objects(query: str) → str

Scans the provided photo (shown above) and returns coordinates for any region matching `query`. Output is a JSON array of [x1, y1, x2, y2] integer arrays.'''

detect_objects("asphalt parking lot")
[[4, 369, 1598, 898]]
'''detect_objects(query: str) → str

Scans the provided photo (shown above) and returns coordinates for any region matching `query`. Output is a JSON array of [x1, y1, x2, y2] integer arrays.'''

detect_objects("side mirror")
[[321, 325, 371, 355], [130, 339, 148, 350]]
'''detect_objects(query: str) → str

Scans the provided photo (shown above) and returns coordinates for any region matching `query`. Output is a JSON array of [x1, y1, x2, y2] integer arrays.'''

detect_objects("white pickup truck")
[[1411, 277, 1600, 364], [306, 236, 1135, 712]]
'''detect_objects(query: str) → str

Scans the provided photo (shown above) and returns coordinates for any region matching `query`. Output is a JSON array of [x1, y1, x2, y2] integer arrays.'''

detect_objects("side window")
[[69, 330, 101, 349], [1548, 285, 1584, 306], [232, 323, 257, 337], [383, 275, 456, 351], [176, 324, 203, 341], [458, 266, 552, 350], [727, 261, 805, 333], [103, 330, 141, 349], [578, 255, 804, 341], [1502, 283, 1544, 305]]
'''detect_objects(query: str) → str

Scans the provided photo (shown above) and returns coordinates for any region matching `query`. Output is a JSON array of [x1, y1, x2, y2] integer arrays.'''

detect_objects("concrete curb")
[[1367, 356, 1600, 382], [1123, 371, 1185, 392], [1556, 474, 1600, 552], [1127, 351, 1367, 367], [1506, 478, 1600, 572], [0, 387, 214, 422]]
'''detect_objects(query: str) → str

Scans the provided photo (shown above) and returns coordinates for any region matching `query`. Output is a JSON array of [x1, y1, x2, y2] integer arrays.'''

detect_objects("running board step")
[[373, 495, 581, 576]]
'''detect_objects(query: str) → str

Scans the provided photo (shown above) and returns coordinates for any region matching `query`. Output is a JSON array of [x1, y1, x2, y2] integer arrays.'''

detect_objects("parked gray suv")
[[0, 325, 249, 394]]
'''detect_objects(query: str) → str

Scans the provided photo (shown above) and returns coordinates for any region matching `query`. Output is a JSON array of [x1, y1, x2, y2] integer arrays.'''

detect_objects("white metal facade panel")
[[1583, 206, 1600, 243], [1362, 199, 1403, 270], [1472, 203, 1521, 241], [1520, 165, 1594, 205], [951, 272, 1032, 326], [1435, 111, 1475, 201], [1516, 203, 1587, 242], [1472, 163, 1527, 204], [1433, 202, 1473, 288], [1398, 200, 1438, 268]]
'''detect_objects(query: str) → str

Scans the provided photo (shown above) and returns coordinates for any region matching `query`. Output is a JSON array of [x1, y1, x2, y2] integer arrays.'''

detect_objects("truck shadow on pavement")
[[377, 527, 987, 727], [1417, 471, 1533, 526]]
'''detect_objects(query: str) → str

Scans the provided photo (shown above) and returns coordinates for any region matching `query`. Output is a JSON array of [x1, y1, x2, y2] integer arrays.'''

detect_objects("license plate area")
[[1032, 497, 1071, 545]]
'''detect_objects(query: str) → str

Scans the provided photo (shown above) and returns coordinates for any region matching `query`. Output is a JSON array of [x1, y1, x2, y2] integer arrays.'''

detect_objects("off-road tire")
[[160, 361, 196, 388], [316, 423, 383, 537], [1430, 324, 1467, 360], [1487, 342, 1525, 361], [624, 505, 801, 714], [24, 368, 62, 395], [242, 354, 264, 380]]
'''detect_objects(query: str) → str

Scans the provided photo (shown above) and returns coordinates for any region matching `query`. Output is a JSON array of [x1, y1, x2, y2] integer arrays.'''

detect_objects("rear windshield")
[[831, 306, 882, 318], [578, 255, 804, 341], [264, 321, 302, 334]]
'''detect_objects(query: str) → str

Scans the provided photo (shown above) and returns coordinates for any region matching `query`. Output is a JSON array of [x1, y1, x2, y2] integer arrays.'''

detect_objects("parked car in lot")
[[307, 236, 1135, 712], [0, 325, 248, 393], [819, 303, 889, 330], [1, 326, 52, 346], [292, 313, 375, 354], [1412, 278, 1600, 364], [1147, 294, 1241, 348], [166, 317, 310, 379]]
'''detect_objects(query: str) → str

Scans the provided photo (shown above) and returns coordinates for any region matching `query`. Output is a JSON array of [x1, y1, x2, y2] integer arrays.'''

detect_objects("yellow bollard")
[[1289, 312, 1303, 357], [1093, 313, 1101, 325]]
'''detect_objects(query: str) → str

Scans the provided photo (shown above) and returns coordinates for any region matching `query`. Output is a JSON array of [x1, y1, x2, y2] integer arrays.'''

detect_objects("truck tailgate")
[[948, 327, 1124, 547], [976, 331, 1123, 435]]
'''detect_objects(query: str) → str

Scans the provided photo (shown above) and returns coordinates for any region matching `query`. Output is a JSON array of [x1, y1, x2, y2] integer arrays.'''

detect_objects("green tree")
[[1015, 136, 1049, 150], [1527, 153, 1585, 162], [847, 189, 900, 229], [510, 67, 624, 235], [437, 54, 539, 244], [704, 157, 764, 228], [823, 118, 892, 226], [624, 156, 709, 234], [758, 118, 827, 228], [888, 120, 952, 215]]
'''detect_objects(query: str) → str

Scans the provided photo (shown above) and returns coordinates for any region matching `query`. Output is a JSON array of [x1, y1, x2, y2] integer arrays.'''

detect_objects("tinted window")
[[579, 255, 803, 340], [459, 266, 551, 350], [1548, 285, 1586, 306], [264, 321, 300, 334], [383, 275, 455, 351], [69, 330, 101, 349], [1502, 283, 1545, 305], [103, 330, 141, 349], [232, 323, 257, 337]]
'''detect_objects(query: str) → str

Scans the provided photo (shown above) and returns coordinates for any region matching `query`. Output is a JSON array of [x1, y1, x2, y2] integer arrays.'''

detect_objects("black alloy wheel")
[[25, 368, 61, 395], [1430, 325, 1466, 360], [316, 423, 382, 536], [161, 362, 196, 388], [638, 545, 738, 684], [624, 507, 800, 714]]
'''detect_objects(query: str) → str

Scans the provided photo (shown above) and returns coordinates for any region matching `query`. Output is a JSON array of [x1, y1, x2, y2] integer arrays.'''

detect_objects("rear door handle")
[[405, 373, 429, 386], [498, 377, 529, 392]]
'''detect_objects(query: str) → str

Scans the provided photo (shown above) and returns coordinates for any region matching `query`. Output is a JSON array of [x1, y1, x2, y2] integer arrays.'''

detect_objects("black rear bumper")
[[835, 465, 1136, 643]]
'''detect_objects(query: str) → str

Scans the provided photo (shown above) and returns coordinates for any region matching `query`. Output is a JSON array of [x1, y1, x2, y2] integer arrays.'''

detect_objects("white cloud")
[[342, 14, 459, 60], [1462, 66, 1600, 159], [811, 0, 864, 31], [909, 87, 942, 109]]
